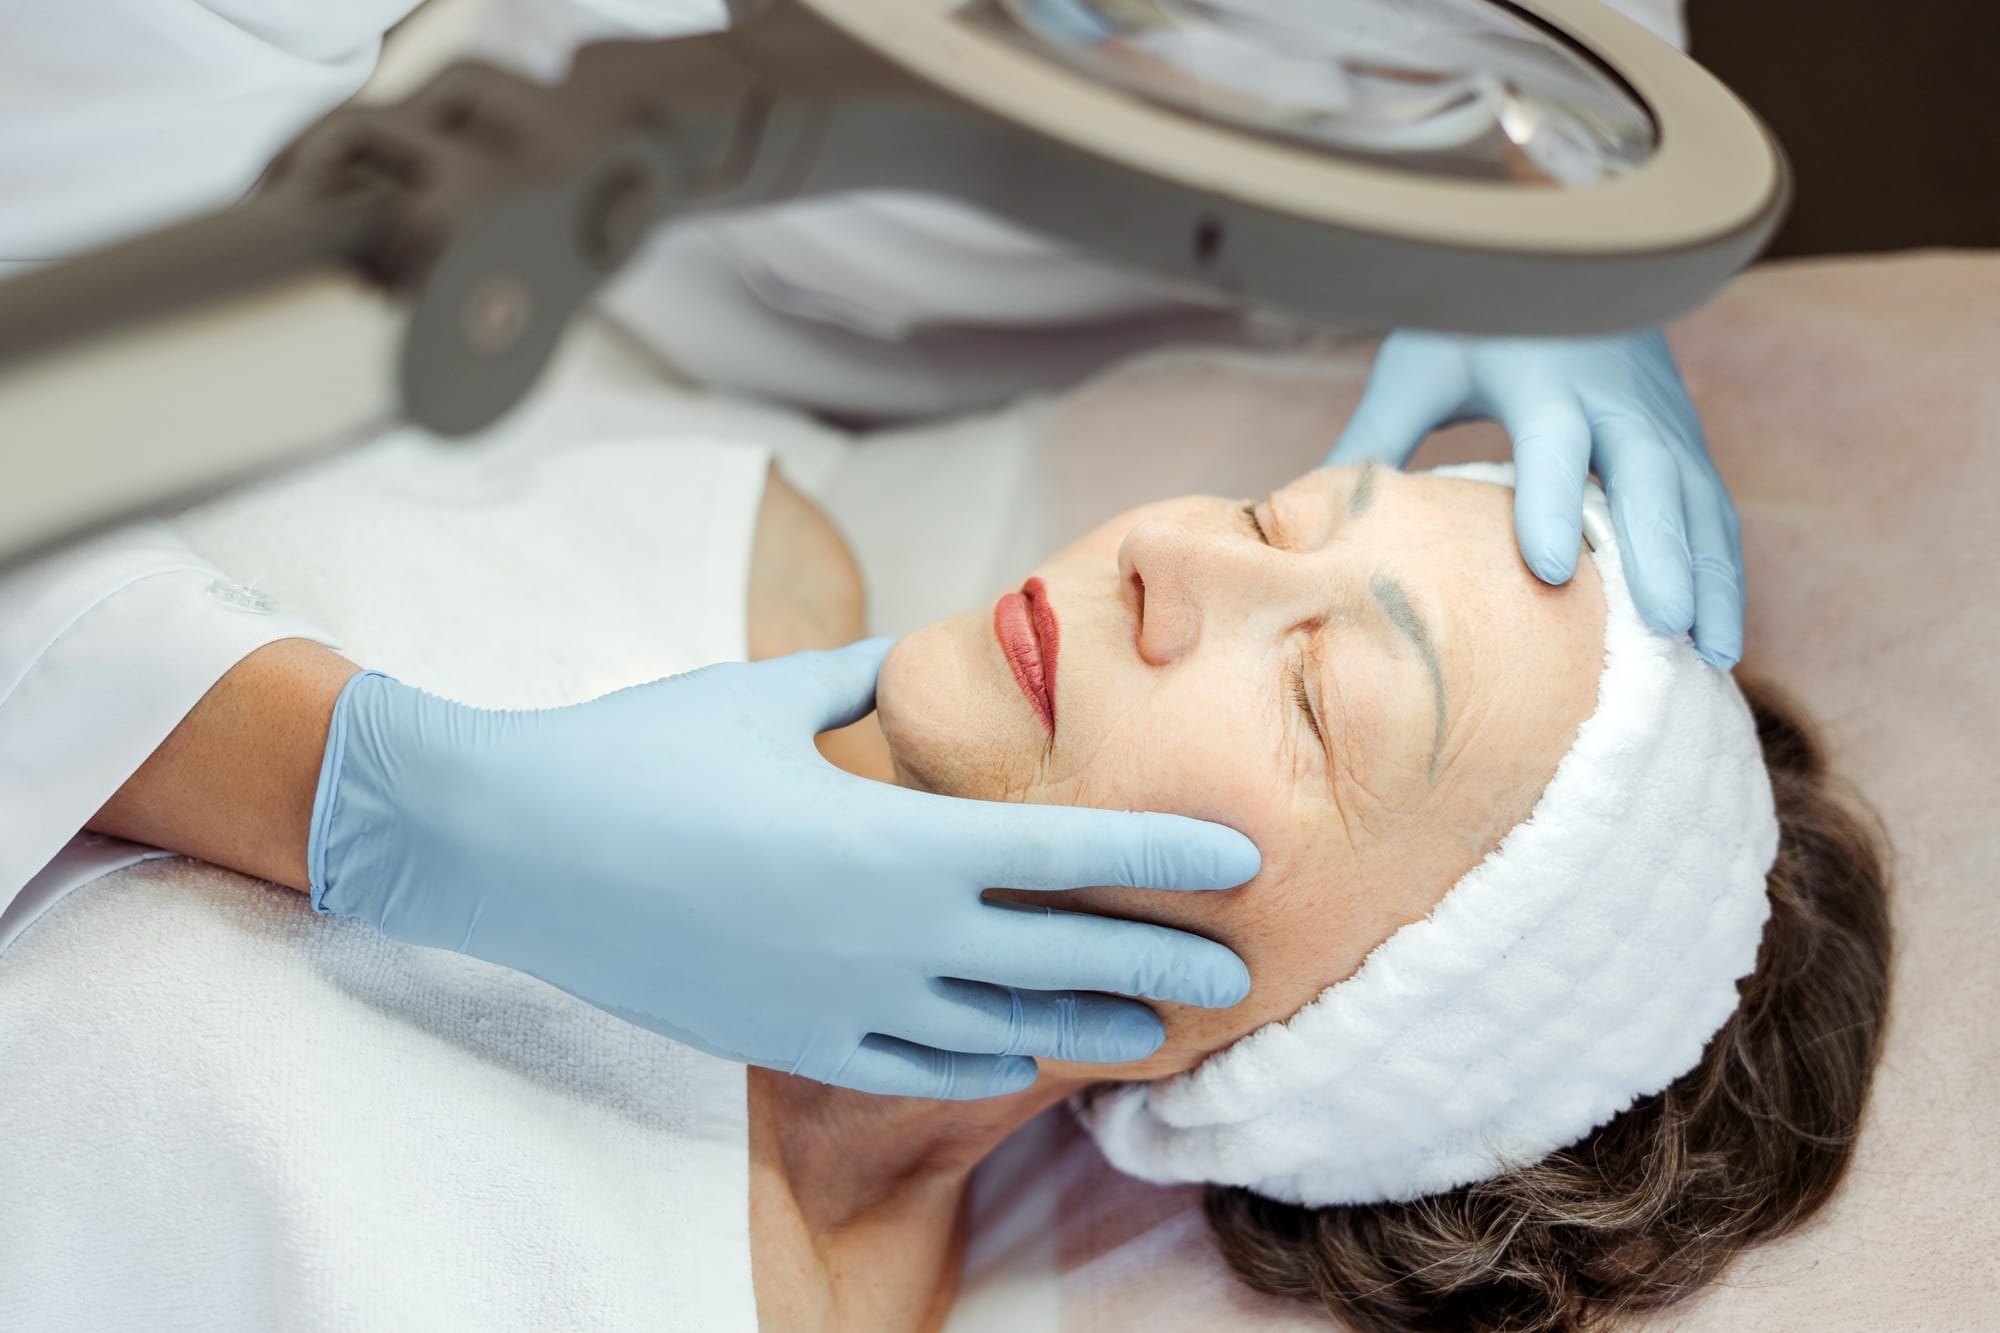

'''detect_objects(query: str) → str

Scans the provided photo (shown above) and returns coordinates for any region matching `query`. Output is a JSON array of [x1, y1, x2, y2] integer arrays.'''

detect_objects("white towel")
[[0, 425, 773, 1332]]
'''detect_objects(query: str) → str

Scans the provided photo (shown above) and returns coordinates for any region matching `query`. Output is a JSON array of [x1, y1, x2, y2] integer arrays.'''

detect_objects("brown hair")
[[1204, 678, 1893, 1332]]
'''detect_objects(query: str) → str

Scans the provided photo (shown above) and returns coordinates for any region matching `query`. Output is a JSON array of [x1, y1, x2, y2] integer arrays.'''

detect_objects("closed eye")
[[1292, 658, 1325, 746], [1241, 501, 1270, 544]]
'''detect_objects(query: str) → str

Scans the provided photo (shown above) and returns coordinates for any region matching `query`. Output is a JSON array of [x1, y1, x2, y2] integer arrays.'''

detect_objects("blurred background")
[[1689, 0, 1996, 256], [374, 1, 1997, 260]]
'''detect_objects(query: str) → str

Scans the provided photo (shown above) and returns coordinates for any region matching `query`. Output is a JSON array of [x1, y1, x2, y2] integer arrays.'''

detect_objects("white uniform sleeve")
[[0, 1, 408, 927], [0, 0, 418, 269], [0, 527, 339, 933]]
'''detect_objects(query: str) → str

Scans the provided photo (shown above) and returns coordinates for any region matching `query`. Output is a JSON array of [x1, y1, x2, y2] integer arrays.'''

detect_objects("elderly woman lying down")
[[0, 436, 1888, 1333]]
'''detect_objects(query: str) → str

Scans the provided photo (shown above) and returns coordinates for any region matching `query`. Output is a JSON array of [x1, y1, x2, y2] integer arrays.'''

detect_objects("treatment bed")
[[14, 226, 1988, 1327], [9, 1, 1989, 1324], [511, 246, 2000, 1331]]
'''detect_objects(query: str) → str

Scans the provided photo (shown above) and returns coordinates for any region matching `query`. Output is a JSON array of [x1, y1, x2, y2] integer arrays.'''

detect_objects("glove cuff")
[[306, 670, 396, 917]]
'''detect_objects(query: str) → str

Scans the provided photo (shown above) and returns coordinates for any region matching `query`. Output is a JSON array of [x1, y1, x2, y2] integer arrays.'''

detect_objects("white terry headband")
[[1080, 462, 1779, 1207]]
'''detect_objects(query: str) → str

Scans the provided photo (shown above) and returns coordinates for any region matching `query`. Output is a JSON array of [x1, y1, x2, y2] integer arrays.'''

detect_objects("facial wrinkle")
[[1368, 573, 1448, 781]]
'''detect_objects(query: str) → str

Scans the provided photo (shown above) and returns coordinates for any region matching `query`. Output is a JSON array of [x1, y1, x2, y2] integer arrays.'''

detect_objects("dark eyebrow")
[[1368, 573, 1448, 781], [1348, 458, 1381, 517]]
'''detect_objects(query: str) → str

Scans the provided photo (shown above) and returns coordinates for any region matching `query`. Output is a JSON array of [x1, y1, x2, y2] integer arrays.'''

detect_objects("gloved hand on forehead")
[[1326, 329, 1744, 668], [308, 639, 1257, 1100]]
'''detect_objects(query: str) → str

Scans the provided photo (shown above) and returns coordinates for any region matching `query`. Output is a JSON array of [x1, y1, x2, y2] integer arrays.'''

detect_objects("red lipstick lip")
[[994, 576, 1061, 737]]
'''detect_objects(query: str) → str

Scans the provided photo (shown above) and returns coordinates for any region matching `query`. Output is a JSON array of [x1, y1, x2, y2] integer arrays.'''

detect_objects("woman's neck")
[[762, 1070, 1082, 1225], [751, 713, 1092, 1328], [748, 1067, 1091, 1332]]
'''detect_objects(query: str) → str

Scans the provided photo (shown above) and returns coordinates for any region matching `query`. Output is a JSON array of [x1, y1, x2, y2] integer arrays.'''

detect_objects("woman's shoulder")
[[749, 465, 866, 661]]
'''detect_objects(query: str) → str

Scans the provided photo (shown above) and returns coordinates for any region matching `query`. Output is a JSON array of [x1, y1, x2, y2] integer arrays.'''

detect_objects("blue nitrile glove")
[[308, 639, 1258, 1100], [1328, 329, 1744, 667]]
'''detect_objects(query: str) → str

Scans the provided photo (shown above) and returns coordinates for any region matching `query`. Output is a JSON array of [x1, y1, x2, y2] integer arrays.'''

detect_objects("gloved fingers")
[[1324, 336, 1463, 468], [1497, 397, 1593, 585], [1591, 415, 1696, 637], [968, 904, 1251, 1009], [822, 1034, 1040, 1101], [1677, 458, 1746, 668], [767, 636, 894, 734], [1618, 328, 1700, 431], [898, 980, 1166, 1064], [943, 802, 1260, 893]]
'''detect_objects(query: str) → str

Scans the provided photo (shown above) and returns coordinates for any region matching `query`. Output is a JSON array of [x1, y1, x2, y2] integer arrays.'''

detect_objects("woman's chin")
[[876, 611, 1053, 802], [885, 747, 944, 796], [875, 625, 979, 798]]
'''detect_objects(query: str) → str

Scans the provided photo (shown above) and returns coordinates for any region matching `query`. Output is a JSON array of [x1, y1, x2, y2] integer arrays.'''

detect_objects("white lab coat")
[[0, 0, 1688, 945]]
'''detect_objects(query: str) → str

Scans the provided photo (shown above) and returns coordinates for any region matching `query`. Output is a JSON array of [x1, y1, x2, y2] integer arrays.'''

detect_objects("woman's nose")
[[1118, 517, 1236, 665]]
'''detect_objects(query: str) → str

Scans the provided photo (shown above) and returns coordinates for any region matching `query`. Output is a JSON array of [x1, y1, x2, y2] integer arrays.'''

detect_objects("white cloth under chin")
[[0, 425, 772, 1332]]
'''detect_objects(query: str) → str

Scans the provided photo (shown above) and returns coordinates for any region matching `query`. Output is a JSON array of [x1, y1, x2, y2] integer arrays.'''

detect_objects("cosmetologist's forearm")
[[88, 639, 360, 892]]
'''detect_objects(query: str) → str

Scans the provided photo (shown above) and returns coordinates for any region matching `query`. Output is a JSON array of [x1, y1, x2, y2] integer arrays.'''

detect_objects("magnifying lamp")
[[0, 0, 1786, 570]]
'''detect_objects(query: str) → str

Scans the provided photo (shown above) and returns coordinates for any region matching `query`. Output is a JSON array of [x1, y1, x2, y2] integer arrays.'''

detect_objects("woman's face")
[[877, 465, 1606, 1078]]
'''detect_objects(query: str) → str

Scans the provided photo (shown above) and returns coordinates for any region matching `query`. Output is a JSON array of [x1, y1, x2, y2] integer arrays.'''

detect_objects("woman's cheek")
[[1067, 710, 1290, 850]]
